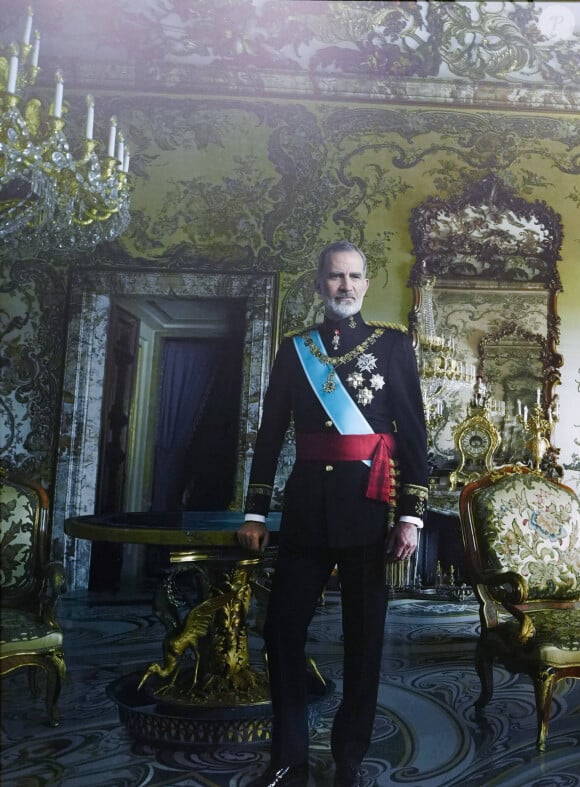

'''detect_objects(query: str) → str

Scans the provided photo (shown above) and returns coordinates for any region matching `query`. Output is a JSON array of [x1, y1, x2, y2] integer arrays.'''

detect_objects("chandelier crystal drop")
[[0, 7, 131, 256]]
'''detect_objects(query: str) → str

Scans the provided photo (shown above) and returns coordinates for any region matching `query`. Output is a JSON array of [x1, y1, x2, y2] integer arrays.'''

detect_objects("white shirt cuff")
[[244, 513, 423, 529], [399, 515, 424, 529]]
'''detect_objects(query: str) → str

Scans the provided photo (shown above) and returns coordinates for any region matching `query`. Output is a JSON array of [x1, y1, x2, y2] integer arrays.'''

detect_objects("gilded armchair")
[[1, 473, 67, 726], [459, 464, 580, 750]]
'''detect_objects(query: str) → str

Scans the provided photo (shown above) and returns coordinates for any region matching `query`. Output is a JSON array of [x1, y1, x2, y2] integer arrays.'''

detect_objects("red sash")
[[296, 432, 396, 503]]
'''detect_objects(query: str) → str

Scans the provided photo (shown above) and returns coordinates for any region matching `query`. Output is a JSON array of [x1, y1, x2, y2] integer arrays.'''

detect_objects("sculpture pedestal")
[[108, 672, 334, 747], [66, 511, 334, 745]]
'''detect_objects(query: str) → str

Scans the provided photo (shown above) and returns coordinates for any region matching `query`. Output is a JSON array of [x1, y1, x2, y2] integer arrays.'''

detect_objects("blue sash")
[[293, 331, 373, 464]]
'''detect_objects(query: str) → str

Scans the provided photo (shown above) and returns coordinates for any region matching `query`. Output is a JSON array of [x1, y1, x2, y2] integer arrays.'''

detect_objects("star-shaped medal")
[[356, 353, 378, 373], [357, 387, 374, 406], [346, 371, 364, 389], [370, 373, 385, 390]]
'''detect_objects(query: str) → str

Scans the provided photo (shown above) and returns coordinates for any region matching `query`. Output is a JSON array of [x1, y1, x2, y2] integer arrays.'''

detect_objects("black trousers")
[[263, 540, 388, 767]]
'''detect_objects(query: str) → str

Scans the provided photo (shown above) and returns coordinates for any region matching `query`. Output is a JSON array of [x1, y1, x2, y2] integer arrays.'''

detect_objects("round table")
[[65, 511, 331, 746]]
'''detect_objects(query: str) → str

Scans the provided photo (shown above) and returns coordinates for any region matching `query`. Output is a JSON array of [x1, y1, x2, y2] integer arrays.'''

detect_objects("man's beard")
[[321, 293, 362, 320]]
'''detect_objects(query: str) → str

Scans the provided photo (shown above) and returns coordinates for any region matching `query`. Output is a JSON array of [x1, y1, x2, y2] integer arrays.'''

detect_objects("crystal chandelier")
[[417, 277, 476, 426], [0, 7, 131, 257]]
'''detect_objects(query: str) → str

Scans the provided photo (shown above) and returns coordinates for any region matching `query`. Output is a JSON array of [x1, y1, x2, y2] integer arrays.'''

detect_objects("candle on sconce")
[[85, 95, 94, 140], [107, 117, 117, 158], [122, 149, 130, 173], [7, 45, 19, 94], [524, 405, 528, 424], [23, 7, 33, 46], [517, 399, 522, 416], [536, 387, 541, 405], [53, 70, 64, 118], [116, 132, 124, 166], [31, 31, 40, 67]]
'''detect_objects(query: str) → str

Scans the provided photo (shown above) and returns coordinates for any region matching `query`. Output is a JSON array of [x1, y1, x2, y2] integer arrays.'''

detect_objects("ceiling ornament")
[[0, 7, 131, 258], [141, 1, 579, 86]]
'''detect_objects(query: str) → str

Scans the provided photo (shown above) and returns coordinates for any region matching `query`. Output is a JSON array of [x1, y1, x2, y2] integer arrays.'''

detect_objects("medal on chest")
[[345, 353, 385, 404], [304, 330, 385, 405]]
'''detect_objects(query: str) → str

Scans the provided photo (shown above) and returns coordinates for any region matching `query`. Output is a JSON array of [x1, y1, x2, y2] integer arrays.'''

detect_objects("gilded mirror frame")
[[407, 174, 563, 471]]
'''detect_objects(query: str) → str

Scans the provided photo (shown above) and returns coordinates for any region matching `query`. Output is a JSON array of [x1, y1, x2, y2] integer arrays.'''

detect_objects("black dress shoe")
[[247, 762, 309, 787], [334, 762, 364, 787]]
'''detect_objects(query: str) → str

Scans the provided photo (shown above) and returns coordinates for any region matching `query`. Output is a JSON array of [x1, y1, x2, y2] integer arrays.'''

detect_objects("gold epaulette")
[[367, 321, 408, 332], [284, 323, 321, 338]]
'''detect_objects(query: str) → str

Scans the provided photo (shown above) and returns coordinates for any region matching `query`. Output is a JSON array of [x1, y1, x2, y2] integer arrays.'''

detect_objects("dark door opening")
[[89, 298, 246, 590], [150, 334, 244, 513]]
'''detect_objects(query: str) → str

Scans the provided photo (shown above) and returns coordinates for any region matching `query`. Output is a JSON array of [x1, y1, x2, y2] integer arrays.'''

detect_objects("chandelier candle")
[[53, 71, 64, 118], [85, 95, 94, 140]]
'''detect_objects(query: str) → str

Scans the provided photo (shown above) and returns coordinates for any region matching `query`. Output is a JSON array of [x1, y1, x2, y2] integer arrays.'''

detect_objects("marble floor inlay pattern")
[[1, 590, 579, 787]]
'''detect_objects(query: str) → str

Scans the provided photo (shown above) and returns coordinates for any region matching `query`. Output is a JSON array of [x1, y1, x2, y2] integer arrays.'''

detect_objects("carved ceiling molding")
[[11, 0, 578, 111], [85, 1, 580, 85], [38, 58, 580, 114]]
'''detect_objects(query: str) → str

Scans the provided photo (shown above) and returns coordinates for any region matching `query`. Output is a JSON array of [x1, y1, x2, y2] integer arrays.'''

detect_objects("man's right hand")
[[237, 520, 270, 553]]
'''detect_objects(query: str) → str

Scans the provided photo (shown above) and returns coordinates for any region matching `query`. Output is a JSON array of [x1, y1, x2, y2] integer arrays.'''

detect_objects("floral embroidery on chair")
[[475, 473, 580, 601], [0, 484, 37, 594]]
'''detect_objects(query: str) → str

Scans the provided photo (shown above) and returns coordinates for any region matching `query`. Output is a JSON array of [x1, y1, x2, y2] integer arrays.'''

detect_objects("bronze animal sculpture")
[[138, 590, 235, 692]]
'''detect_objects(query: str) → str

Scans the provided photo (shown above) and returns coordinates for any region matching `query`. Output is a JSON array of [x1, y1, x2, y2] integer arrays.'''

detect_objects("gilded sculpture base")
[[106, 546, 334, 748], [107, 672, 334, 747], [143, 664, 271, 708]]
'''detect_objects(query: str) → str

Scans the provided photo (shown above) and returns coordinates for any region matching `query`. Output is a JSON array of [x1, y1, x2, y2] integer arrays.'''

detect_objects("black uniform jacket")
[[245, 312, 429, 549]]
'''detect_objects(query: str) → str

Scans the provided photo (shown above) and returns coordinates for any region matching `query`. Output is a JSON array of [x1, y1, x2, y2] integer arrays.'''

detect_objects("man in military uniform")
[[238, 240, 429, 787]]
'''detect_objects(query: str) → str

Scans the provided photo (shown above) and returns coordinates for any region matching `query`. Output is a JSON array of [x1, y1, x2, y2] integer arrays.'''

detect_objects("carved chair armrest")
[[478, 569, 529, 604], [40, 561, 67, 629], [477, 569, 535, 643]]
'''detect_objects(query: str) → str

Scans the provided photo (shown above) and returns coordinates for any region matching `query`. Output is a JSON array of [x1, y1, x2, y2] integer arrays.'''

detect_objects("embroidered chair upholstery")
[[1, 473, 67, 726], [459, 464, 580, 751]]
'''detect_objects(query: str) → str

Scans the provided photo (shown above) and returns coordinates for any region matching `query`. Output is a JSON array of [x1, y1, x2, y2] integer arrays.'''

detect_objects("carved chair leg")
[[28, 666, 41, 698], [533, 667, 557, 752], [474, 644, 494, 710], [45, 650, 66, 727]]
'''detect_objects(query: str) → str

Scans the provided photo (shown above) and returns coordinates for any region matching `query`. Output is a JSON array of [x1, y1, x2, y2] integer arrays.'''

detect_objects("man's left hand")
[[385, 520, 418, 562]]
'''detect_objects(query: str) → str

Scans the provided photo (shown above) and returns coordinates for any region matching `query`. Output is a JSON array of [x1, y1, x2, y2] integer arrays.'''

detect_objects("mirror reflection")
[[408, 174, 563, 477]]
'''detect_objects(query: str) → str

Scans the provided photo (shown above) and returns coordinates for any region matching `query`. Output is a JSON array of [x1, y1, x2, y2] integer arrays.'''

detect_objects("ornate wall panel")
[[116, 98, 580, 273], [0, 261, 67, 484]]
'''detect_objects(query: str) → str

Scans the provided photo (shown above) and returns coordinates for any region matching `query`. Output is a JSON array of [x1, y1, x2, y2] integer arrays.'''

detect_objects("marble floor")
[[1, 587, 579, 787]]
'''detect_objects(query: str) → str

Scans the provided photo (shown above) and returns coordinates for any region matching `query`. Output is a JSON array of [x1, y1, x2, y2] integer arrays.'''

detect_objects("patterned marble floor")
[[1, 588, 579, 787]]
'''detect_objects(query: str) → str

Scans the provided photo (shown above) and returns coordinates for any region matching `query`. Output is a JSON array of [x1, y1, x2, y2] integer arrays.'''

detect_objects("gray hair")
[[316, 240, 367, 276]]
